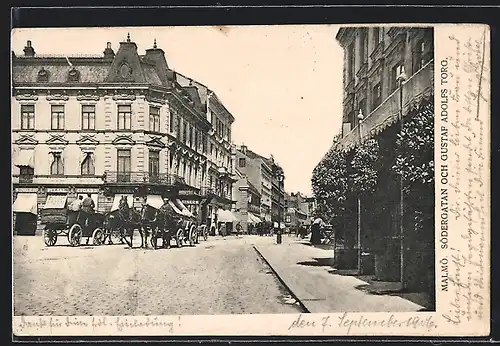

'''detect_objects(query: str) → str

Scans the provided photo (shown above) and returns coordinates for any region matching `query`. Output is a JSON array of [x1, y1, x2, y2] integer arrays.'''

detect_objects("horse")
[[140, 202, 183, 249], [103, 196, 141, 247]]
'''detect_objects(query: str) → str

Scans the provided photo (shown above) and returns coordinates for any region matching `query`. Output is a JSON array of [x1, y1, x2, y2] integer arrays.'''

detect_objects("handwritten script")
[[439, 28, 489, 327], [15, 316, 177, 334], [288, 313, 437, 335]]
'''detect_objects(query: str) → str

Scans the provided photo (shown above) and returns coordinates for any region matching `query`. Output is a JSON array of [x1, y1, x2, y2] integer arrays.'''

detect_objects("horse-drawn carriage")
[[141, 195, 199, 249], [40, 195, 105, 247]]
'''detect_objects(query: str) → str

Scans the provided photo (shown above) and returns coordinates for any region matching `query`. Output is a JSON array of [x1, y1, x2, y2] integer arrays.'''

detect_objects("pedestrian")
[[310, 217, 324, 246]]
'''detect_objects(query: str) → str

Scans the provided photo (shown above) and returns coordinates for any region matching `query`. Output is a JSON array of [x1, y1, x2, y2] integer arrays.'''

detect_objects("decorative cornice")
[[145, 95, 166, 105], [14, 134, 38, 146], [46, 93, 69, 101], [77, 94, 100, 101], [15, 93, 38, 101], [112, 94, 136, 101], [146, 136, 166, 149], [112, 134, 136, 146], [76, 134, 99, 146], [46, 134, 69, 145]]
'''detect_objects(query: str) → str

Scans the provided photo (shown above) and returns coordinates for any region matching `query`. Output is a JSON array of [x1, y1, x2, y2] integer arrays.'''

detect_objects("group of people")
[[68, 193, 96, 226]]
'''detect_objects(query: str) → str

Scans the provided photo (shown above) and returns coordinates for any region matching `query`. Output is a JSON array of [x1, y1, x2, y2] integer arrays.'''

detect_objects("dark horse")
[[103, 196, 141, 247], [140, 202, 183, 249]]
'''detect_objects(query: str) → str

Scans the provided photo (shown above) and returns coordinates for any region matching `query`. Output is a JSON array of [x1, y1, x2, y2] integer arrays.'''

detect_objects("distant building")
[[232, 168, 262, 234], [232, 145, 285, 229], [284, 192, 309, 229]]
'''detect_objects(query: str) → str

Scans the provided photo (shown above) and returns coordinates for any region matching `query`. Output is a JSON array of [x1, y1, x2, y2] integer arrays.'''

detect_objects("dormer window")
[[37, 68, 49, 82], [68, 68, 80, 82]]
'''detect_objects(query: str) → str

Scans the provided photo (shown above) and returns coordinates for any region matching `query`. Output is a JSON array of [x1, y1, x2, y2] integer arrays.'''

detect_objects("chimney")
[[103, 42, 115, 60], [23, 40, 35, 57], [240, 144, 247, 154]]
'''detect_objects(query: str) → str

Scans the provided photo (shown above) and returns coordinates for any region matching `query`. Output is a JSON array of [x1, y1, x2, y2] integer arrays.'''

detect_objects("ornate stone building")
[[11, 35, 236, 234]]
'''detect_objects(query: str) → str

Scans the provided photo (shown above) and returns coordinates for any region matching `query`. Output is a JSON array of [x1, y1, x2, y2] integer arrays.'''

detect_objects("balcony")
[[337, 59, 434, 151], [103, 171, 185, 186], [200, 186, 214, 196], [13, 174, 105, 185]]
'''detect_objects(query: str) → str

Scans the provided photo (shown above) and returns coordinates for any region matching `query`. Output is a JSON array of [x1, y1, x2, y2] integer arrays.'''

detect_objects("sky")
[[11, 26, 344, 195]]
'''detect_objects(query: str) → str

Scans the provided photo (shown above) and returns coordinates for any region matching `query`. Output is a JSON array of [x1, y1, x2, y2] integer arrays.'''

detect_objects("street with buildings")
[[12, 26, 436, 316]]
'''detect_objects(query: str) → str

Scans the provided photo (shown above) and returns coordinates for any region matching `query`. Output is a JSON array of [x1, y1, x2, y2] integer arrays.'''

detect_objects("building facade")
[[12, 35, 236, 234], [284, 192, 309, 229], [232, 168, 262, 234], [322, 26, 434, 300]]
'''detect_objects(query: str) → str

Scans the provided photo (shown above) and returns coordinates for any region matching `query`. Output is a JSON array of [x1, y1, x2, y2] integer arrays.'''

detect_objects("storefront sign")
[[16, 187, 38, 193], [46, 188, 68, 193]]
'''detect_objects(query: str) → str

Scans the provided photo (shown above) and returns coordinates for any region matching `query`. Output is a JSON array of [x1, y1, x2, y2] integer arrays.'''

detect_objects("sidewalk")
[[254, 238, 426, 313]]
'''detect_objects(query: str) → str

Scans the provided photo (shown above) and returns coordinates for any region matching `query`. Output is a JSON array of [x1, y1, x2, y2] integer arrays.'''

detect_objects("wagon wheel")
[[175, 228, 184, 248], [194, 226, 200, 244], [92, 228, 104, 246], [187, 225, 195, 247], [43, 227, 58, 247], [109, 229, 123, 245], [202, 226, 209, 241], [68, 224, 82, 247]]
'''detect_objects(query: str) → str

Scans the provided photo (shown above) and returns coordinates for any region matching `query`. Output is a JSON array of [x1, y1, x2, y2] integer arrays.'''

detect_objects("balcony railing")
[[200, 186, 214, 196], [103, 171, 185, 185], [337, 59, 434, 151]]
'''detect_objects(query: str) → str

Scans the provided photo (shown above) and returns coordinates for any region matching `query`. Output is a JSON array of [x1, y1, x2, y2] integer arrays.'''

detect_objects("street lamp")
[[357, 109, 364, 275], [276, 170, 285, 244], [396, 65, 408, 290]]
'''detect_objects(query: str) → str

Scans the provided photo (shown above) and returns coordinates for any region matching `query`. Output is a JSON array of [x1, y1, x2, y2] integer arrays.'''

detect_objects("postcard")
[[11, 23, 490, 337]]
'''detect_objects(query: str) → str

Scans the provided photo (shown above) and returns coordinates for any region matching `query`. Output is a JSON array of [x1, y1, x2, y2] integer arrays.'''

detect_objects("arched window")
[[81, 153, 95, 176], [50, 153, 64, 175]]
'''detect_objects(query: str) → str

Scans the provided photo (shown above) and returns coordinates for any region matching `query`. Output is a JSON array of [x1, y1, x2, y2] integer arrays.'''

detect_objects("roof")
[[11, 38, 228, 120]]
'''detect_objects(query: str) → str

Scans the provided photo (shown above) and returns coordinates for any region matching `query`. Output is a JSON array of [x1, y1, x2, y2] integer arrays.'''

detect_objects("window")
[[21, 105, 35, 130], [360, 30, 368, 65], [194, 129, 199, 150], [183, 121, 188, 143], [169, 112, 175, 133], [373, 27, 380, 47], [117, 149, 131, 182], [189, 125, 193, 146], [19, 166, 34, 183], [239, 157, 246, 168], [372, 83, 382, 109], [227, 128, 231, 142], [149, 150, 160, 180], [347, 43, 355, 82], [50, 153, 64, 175], [51, 105, 65, 130], [391, 63, 403, 92], [286, 215, 291, 223], [117, 104, 132, 130], [81, 153, 95, 175], [81, 105, 95, 130], [358, 99, 367, 120], [149, 106, 160, 132]]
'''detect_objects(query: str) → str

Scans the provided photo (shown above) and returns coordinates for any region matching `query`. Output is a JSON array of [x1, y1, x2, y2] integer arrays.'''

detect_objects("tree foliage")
[[392, 101, 434, 188], [350, 139, 380, 197]]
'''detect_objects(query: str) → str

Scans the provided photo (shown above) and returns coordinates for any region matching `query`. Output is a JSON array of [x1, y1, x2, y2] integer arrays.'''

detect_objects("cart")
[[41, 209, 105, 247]]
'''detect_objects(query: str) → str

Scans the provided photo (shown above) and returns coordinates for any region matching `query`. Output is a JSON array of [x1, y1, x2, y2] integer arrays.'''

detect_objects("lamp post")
[[356, 109, 364, 275], [396, 65, 408, 290], [276, 170, 284, 244]]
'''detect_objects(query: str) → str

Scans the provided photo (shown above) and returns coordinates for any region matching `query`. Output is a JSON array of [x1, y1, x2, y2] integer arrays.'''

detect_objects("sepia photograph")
[[11, 22, 490, 337]]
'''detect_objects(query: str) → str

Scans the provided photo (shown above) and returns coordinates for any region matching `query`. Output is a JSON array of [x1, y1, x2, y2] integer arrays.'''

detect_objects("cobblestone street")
[[13, 235, 301, 316]]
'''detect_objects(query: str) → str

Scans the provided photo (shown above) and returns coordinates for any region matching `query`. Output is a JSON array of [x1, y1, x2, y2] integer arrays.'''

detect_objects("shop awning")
[[14, 150, 34, 168], [248, 212, 262, 224], [176, 199, 194, 218], [13, 193, 38, 215], [217, 209, 238, 222], [146, 195, 165, 210], [110, 194, 134, 212], [273, 222, 286, 229], [43, 194, 67, 209]]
